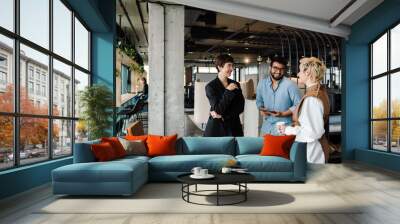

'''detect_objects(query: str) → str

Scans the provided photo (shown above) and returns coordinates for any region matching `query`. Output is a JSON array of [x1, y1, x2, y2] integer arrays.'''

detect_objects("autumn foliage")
[[372, 99, 400, 141], [0, 84, 59, 150]]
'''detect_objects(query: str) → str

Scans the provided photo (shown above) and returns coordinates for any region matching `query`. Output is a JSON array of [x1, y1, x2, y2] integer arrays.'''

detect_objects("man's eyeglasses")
[[271, 66, 286, 72]]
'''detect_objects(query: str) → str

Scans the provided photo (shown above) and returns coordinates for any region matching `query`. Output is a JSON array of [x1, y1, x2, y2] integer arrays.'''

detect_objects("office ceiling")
[[184, 8, 342, 69], [116, 0, 382, 67]]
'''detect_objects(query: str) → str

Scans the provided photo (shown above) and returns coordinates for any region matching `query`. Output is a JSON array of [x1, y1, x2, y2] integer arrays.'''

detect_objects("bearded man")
[[256, 56, 301, 135]]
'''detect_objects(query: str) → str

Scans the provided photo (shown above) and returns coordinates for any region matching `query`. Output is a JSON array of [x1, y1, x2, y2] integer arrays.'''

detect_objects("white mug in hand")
[[275, 121, 286, 135]]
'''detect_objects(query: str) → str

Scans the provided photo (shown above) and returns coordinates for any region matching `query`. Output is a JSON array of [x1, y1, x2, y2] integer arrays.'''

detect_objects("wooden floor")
[[1, 162, 400, 224]]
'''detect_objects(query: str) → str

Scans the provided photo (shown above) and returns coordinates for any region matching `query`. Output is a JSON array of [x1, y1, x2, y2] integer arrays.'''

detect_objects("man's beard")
[[270, 73, 284, 81]]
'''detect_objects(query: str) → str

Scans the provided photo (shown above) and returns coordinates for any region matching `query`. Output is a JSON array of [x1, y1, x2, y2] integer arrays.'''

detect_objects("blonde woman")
[[278, 57, 330, 164]]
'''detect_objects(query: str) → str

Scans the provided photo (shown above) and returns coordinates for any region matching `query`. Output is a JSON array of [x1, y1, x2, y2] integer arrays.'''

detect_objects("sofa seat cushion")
[[149, 154, 235, 172], [236, 155, 293, 172], [117, 155, 150, 162], [53, 159, 147, 183]]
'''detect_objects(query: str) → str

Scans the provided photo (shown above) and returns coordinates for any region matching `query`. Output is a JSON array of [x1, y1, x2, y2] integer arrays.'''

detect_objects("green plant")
[[129, 62, 145, 73], [115, 69, 120, 78], [117, 42, 144, 73], [79, 84, 113, 140]]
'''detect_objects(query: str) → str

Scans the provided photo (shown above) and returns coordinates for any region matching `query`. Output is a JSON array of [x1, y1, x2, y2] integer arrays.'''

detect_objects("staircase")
[[115, 93, 148, 136]]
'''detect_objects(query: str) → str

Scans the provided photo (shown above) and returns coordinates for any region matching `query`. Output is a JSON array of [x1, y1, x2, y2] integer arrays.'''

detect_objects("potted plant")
[[79, 84, 113, 140]]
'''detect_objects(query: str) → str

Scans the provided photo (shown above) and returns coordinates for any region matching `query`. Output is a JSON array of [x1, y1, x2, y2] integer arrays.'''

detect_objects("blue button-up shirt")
[[256, 76, 301, 135]]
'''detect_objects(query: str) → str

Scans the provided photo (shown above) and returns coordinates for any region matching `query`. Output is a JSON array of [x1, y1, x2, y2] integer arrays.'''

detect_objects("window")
[[0, 116, 13, 170], [121, 64, 130, 94], [53, 119, 72, 158], [0, 35, 13, 113], [36, 84, 40, 95], [0, 54, 8, 91], [28, 81, 34, 94], [28, 67, 34, 80], [0, 71, 6, 85], [42, 85, 46, 97], [74, 69, 89, 119], [53, 0, 72, 60], [0, 55, 7, 67], [0, 0, 14, 32], [370, 23, 400, 153], [197, 66, 218, 74], [20, 0, 49, 48], [53, 59, 72, 117], [35, 70, 41, 81], [74, 17, 89, 70], [0, 0, 91, 170]]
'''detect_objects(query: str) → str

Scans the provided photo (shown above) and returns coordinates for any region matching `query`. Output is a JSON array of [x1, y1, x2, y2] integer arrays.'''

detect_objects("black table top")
[[177, 172, 255, 185]]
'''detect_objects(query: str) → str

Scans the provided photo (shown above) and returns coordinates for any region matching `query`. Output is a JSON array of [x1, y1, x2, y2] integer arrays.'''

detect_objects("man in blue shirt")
[[256, 56, 301, 135]]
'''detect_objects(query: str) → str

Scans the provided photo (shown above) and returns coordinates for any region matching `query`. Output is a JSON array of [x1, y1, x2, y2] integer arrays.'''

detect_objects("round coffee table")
[[177, 173, 255, 206]]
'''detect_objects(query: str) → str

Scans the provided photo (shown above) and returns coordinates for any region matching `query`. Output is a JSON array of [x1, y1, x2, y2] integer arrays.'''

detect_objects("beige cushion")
[[118, 137, 147, 156]]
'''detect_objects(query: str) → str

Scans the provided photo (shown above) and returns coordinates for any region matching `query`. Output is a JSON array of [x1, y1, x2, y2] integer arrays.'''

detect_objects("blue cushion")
[[149, 154, 235, 172], [236, 155, 293, 172], [235, 137, 263, 155], [179, 137, 235, 155], [73, 140, 100, 163]]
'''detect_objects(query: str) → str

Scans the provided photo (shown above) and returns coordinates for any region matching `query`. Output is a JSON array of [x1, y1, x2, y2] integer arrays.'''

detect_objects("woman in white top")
[[278, 57, 330, 164]]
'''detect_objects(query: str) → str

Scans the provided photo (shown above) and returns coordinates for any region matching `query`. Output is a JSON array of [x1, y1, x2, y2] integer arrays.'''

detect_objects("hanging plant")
[[129, 62, 145, 73], [117, 42, 144, 73]]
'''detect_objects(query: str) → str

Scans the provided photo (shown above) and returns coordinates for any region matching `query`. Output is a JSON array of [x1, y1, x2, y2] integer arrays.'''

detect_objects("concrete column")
[[148, 3, 165, 135], [148, 4, 185, 136], [165, 5, 185, 136]]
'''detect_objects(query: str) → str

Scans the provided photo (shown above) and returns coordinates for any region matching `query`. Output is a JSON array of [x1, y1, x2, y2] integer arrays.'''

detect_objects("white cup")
[[199, 169, 208, 176], [275, 121, 286, 134], [191, 167, 202, 176], [221, 167, 232, 174]]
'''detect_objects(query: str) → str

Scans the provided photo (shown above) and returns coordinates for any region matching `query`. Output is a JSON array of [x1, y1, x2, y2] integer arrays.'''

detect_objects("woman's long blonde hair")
[[299, 57, 326, 82]]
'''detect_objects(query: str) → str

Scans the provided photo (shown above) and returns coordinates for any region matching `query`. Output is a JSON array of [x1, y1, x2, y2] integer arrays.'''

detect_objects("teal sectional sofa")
[[52, 137, 306, 196]]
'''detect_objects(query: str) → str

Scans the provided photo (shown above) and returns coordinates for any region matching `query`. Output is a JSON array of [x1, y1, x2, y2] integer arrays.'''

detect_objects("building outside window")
[[0, 0, 91, 170], [28, 81, 34, 94]]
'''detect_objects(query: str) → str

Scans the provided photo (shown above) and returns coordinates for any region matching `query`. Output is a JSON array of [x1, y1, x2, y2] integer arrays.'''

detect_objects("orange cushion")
[[91, 142, 118, 161], [259, 134, 296, 159], [125, 135, 148, 142], [146, 134, 177, 157], [101, 137, 127, 158]]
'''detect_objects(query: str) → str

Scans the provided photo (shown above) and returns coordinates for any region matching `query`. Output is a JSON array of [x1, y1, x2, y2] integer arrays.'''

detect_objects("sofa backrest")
[[235, 137, 263, 155], [73, 139, 101, 163], [177, 137, 236, 155]]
